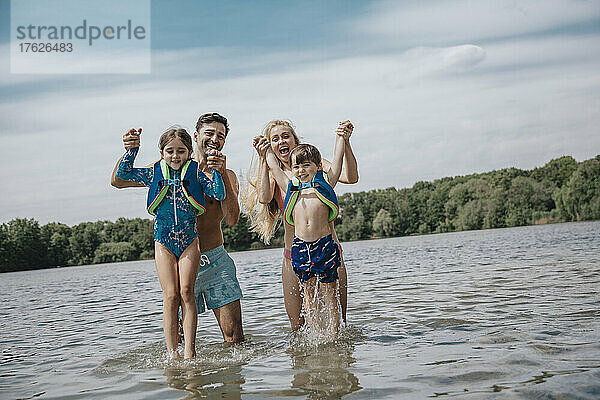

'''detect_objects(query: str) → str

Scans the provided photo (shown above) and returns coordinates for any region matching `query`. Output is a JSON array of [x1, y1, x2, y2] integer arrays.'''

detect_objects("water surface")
[[1, 221, 599, 399]]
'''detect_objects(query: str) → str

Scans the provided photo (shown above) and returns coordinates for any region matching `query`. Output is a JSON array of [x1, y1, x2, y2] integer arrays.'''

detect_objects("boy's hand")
[[252, 135, 270, 158], [336, 120, 354, 140], [206, 148, 226, 174], [123, 128, 141, 150]]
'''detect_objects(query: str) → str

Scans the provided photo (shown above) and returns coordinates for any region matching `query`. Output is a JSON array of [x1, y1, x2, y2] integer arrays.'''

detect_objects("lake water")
[[1, 221, 599, 399]]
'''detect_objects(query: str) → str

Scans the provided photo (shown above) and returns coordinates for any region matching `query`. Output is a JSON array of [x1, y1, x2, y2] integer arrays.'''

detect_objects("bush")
[[93, 242, 137, 264]]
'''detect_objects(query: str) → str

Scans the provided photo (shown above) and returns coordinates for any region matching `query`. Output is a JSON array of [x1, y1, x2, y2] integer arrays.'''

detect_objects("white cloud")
[[1, 8, 600, 224], [357, 0, 600, 45]]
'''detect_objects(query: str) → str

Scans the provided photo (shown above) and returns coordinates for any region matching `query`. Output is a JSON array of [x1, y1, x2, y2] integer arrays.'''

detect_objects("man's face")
[[195, 121, 226, 155]]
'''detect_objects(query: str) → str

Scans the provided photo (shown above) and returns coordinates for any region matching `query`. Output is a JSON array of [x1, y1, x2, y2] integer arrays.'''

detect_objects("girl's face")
[[269, 125, 297, 164], [161, 137, 190, 170]]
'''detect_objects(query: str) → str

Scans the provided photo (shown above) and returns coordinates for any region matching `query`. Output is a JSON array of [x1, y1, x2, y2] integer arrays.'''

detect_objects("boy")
[[277, 126, 348, 334]]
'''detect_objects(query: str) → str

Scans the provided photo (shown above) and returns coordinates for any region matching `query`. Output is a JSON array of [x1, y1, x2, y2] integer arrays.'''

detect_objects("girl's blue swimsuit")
[[116, 148, 225, 259]]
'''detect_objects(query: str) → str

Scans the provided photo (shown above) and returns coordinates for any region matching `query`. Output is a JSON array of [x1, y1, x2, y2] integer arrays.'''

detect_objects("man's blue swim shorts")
[[194, 245, 243, 314]]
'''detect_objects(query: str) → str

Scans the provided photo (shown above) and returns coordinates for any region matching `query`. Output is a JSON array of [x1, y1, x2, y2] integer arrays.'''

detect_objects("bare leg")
[[301, 278, 318, 329], [154, 242, 180, 358], [321, 281, 341, 334], [282, 257, 305, 330], [178, 238, 200, 359], [338, 257, 348, 324], [213, 300, 244, 343], [331, 228, 348, 324]]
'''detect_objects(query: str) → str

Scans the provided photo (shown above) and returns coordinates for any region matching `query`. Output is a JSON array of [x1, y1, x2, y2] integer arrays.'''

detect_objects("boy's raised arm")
[[266, 148, 290, 191], [326, 123, 347, 188], [338, 120, 358, 184]]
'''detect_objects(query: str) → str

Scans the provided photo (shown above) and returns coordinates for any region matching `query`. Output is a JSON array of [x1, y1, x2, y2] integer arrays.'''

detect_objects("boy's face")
[[292, 156, 320, 183]]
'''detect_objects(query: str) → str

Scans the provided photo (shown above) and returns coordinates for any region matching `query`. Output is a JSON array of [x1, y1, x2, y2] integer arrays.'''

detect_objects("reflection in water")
[[165, 364, 243, 400], [287, 328, 362, 399]]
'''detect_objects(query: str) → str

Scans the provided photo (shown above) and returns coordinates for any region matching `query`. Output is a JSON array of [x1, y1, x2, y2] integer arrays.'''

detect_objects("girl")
[[116, 127, 225, 359], [241, 120, 357, 331]]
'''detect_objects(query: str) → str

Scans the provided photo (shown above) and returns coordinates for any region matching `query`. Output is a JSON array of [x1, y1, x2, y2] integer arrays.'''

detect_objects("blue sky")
[[1, 0, 599, 225]]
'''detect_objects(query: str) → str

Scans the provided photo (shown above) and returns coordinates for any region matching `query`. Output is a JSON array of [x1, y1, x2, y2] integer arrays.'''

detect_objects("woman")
[[242, 120, 358, 330]]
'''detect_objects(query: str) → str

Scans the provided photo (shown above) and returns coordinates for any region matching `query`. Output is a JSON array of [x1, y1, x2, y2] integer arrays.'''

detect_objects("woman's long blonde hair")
[[241, 120, 300, 244]]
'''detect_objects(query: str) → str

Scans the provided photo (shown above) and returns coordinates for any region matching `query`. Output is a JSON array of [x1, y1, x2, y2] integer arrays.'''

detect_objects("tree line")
[[1, 155, 598, 272], [334, 155, 600, 240]]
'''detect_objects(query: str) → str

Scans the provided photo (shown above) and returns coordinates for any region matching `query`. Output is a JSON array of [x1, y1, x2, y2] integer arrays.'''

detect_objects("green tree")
[[482, 188, 507, 229], [5, 218, 45, 271], [554, 158, 600, 221], [0, 224, 9, 272], [338, 209, 369, 241], [222, 215, 260, 251], [446, 178, 492, 231], [372, 208, 393, 237], [530, 156, 577, 188], [93, 242, 137, 264], [505, 176, 554, 226], [69, 222, 101, 265], [41, 222, 72, 267]]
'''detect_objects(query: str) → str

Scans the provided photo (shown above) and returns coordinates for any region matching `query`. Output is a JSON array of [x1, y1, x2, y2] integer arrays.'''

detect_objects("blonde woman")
[[241, 120, 358, 330]]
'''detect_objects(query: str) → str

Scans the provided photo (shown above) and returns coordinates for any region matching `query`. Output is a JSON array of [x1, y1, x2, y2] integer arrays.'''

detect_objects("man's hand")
[[252, 135, 270, 158], [336, 120, 354, 140], [123, 128, 142, 150], [206, 148, 226, 174]]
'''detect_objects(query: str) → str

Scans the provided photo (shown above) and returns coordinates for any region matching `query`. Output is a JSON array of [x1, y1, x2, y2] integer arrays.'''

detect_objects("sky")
[[1, 0, 599, 225]]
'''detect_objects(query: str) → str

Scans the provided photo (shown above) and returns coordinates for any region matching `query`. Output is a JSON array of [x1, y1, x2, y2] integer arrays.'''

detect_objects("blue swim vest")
[[283, 170, 339, 226], [147, 159, 206, 216]]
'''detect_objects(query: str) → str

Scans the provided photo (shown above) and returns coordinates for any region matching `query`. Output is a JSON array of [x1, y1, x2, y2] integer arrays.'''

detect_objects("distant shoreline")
[[2, 154, 598, 273]]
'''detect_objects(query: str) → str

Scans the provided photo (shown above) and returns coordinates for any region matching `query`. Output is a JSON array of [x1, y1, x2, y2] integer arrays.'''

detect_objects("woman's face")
[[269, 125, 297, 164]]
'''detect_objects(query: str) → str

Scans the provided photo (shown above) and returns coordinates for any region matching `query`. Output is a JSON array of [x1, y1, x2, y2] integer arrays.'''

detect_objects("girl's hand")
[[252, 135, 270, 158], [123, 128, 141, 150], [336, 120, 354, 140]]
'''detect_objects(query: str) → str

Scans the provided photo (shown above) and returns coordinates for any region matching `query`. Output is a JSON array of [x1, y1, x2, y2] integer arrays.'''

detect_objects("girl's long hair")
[[241, 120, 300, 244]]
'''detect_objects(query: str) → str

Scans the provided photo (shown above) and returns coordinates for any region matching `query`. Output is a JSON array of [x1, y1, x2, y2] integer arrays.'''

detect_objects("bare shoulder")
[[225, 169, 238, 185], [225, 168, 239, 195], [322, 158, 332, 169]]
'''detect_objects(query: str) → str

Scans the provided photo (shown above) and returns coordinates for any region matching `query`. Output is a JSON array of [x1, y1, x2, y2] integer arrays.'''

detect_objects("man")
[[111, 113, 244, 343]]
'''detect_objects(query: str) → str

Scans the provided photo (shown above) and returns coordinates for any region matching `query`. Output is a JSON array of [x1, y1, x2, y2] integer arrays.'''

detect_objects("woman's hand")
[[123, 128, 141, 150], [252, 135, 270, 158]]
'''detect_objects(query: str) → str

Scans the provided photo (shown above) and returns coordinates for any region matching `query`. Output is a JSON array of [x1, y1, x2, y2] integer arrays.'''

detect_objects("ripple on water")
[[2, 221, 600, 399]]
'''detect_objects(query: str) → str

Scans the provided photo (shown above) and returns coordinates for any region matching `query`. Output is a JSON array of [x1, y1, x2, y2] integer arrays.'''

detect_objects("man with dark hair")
[[111, 112, 244, 343]]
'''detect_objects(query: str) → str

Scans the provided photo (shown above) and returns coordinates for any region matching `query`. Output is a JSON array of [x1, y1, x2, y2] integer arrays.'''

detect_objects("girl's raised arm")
[[116, 146, 153, 187]]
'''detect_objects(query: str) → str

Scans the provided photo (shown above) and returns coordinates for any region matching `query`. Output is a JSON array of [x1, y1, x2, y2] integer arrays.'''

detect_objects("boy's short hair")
[[290, 143, 321, 166]]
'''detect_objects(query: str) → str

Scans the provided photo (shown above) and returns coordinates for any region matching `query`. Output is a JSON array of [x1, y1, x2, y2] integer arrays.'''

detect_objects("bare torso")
[[196, 195, 225, 252], [195, 167, 238, 253], [291, 189, 332, 241]]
